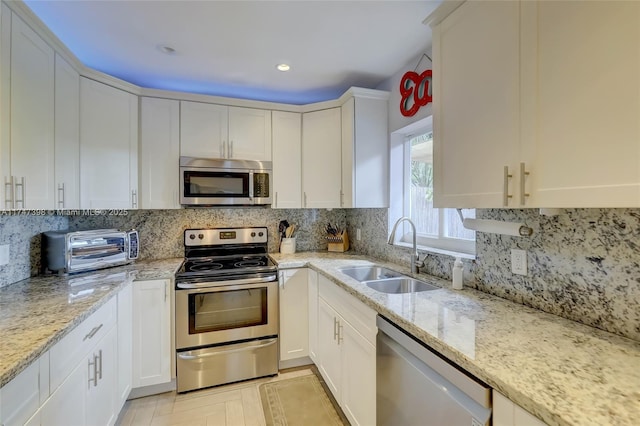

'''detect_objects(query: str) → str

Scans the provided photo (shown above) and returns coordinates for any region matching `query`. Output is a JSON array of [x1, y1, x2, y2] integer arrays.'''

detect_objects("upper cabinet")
[[80, 77, 139, 209], [272, 110, 302, 208], [140, 97, 180, 209], [1, 11, 55, 209], [302, 107, 342, 208], [180, 101, 272, 161], [341, 91, 389, 208], [430, 0, 640, 208], [54, 53, 80, 209]]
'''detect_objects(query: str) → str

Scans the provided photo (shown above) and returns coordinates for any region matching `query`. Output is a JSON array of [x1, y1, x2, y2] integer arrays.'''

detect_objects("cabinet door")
[[80, 78, 138, 209], [116, 282, 133, 411], [302, 108, 342, 208], [279, 269, 309, 361], [86, 326, 117, 426], [432, 0, 520, 208], [341, 321, 376, 426], [341, 95, 389, 208], [0, 360, 40, 426], [132, 279, 171, 388], [9, 13, 55, 209], [0, 4, 8, 209], [272, 110, 302, 208], [54, 53, 79, 209], [307, 269, 319, 363], [38, 361, 86, 426], [317, 297, 342, 401], [180, 101, 228, 158], [228, 106, 272, 160], [522, 1, 640, 207], [140, 97, 180, 208]]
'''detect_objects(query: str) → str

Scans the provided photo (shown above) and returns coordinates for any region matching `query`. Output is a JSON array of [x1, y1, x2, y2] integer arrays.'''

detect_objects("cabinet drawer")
[[0, 358, 40, 426], [318, 274, 377, 345], [50, 297, 116, 392]]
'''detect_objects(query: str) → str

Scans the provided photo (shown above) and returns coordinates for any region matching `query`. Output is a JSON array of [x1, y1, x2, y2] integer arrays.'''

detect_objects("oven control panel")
[[185, 227, 268, 246]]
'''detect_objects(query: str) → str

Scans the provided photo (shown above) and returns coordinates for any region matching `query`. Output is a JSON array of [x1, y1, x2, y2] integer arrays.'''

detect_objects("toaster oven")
[[42, 229, 139, 275]]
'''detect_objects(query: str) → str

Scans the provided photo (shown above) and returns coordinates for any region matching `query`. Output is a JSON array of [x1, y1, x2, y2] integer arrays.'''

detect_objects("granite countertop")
[[0, 258, 184, 388], [270, 252, 640, 426]]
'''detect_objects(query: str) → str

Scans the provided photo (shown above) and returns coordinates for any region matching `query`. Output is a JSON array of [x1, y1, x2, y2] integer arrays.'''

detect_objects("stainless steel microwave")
[[179, 157, 272, 206]]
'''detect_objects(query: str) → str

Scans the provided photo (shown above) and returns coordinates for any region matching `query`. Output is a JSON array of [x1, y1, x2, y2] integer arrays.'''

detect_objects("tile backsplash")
[[2, 207, 638, 342], [347, 208, 640, 342]]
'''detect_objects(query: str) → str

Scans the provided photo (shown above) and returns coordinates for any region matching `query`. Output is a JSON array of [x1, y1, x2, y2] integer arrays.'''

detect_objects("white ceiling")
[[23, 0, 441, 104]]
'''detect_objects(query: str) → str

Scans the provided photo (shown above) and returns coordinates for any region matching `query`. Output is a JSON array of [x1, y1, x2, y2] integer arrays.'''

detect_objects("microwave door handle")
[[248, 171, 254, 203]]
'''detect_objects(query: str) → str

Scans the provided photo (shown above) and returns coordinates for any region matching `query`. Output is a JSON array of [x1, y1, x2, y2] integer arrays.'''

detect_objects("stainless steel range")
[[175, 227, 279, 393]]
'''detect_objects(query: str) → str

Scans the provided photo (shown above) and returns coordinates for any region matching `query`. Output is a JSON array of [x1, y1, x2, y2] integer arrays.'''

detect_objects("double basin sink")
[[339, 265, 438, 294]]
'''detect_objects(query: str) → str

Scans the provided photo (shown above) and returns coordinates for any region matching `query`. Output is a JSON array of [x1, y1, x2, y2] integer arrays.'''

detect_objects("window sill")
[[393, 241, 476, 261]]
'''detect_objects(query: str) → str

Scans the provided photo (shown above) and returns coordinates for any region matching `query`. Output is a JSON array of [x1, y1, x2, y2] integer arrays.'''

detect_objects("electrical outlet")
[[0, 244, 9, 266], [356, 228, 361, 241], [511, 249, 527, 275]]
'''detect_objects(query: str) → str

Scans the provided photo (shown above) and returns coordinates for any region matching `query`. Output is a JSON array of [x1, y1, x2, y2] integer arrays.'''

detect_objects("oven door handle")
[[177, 338, 278, 360], [176, 274, 277, 289]]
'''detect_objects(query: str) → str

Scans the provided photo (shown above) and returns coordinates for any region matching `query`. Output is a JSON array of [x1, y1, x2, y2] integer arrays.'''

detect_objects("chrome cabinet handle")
[[88, 355, 98, 388], [337, 322, 344, 345], [164, 282, 168, 302], [83, 323, 103, 341], [230, 140, 234, 158], [333, 317, 339, 341], [4, 176, 13, 209], [58, 183, 65, 208], [304, 192, 307, 208], [520, 162, 530, 205], [222, 140, 227, 158], [97, 349, 103, 380], [340, 190, 344, 207], [503, 166, 513, 207], [14, 177, 25, 208], [131, 189, 138, 208]]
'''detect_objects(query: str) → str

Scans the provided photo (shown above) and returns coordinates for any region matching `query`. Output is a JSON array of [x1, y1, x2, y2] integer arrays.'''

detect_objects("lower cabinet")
[[308, 269, 319, 363], [278, 268, 309, 362], [493, 390, 546, 426], [116, 281, 133, 410], [316, 274, 377, 426], [132, 279, 172, 388]]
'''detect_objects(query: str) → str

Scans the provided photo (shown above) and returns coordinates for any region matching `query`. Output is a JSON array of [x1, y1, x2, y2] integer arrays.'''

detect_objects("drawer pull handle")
[[83, 323, 103, 341]]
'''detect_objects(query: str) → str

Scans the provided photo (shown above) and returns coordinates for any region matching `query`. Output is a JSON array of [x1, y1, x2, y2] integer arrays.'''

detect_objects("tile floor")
[[116, 369, 315, 426]]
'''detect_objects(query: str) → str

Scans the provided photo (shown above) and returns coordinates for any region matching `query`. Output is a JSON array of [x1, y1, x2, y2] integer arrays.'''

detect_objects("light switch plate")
[[356, 228, 361, 241], [0, 244, 9, 266], [511, 249, 527, 275]]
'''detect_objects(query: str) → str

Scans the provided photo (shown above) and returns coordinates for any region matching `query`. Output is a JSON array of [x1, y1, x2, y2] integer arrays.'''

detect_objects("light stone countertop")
[[270, 251, 640, 426], [0, 258, 184, 388]]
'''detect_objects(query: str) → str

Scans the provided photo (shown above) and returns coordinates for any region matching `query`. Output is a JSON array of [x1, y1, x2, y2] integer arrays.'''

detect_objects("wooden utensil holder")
[[327, 230, 349, 252]]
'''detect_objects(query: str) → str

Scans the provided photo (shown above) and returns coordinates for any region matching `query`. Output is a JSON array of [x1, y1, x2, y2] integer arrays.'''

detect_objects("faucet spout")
[[388, 217, 424, 273]]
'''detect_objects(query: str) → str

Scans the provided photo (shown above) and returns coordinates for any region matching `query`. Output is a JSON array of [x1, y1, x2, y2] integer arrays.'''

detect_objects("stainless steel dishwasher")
[[377, 316, 492, 426]]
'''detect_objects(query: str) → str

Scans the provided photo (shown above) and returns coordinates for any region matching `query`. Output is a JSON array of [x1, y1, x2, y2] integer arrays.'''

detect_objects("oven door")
[[175, 279, 278, 349], [180, 167, 252, 206]]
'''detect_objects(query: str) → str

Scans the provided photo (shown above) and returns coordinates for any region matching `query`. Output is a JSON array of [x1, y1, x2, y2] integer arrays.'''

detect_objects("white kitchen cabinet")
[[132, 279, 172, 388], [307, 268, 319, 363], [0, 4, 8, 209], [520, 1, 640, 207], [80, 77, 138, 209], [278, 268, 309, 362], [33, 360, 86, 426], [228, 106, 272, 161], [54, 53, 80, 209], [430, 0, 640, 208], [180, 101, 271, 161], [493, 390, 546, 426], [340, 91, 390, 208], [1, 11, 55, 209], [116, 281, 133, 411], [140, 97, 180, 209], [316, 274, 377, 426], [431, 0, 520, 208], [271, 110, 302, 208], [86, 326, 117, 426], [0, 357, 41, 426], [301, 107, 342, 208]]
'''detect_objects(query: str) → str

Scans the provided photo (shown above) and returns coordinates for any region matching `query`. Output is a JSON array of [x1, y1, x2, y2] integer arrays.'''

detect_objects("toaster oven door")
[[67, 232, 129, 272]]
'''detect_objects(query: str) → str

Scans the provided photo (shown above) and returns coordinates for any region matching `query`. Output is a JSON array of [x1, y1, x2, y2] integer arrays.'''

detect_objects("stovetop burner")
[[176, 227, 277, 284]]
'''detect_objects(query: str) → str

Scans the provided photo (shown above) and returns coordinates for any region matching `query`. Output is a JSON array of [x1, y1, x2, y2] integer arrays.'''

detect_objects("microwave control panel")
[[253, 173, 270, 197]]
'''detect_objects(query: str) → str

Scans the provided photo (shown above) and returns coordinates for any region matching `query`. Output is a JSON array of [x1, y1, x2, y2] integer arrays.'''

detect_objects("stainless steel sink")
[[339, 265, 402, 282], [364, 277, 438, 294]]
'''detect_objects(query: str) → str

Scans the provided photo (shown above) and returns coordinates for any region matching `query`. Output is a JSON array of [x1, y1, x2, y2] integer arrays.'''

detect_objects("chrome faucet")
[[388, 217, 425, 274]]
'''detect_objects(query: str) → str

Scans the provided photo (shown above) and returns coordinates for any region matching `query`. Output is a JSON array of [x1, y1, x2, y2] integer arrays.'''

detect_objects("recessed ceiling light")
[[276, 63, 291, 72], [158, 45, 176, 55]]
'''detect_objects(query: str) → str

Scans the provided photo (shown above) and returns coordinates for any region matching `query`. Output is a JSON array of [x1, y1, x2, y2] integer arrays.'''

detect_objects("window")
[[398, 123, 475, 256]]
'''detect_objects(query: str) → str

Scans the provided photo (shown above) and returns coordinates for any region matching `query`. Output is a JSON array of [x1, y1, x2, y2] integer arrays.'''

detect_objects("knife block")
[[327, 230, 349, 252]]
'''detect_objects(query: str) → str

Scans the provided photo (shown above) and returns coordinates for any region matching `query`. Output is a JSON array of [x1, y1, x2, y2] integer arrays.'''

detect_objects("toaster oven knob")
[[251, 232, 256, 237], [259, 231, 264, 237], [198, 233, 204, 240], [189, 234, 195, 240]]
